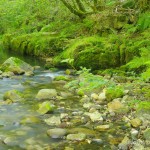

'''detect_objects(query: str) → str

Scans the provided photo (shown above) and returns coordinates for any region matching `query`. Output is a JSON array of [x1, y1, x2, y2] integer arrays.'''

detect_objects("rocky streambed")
[[0, 57, 150, 150]]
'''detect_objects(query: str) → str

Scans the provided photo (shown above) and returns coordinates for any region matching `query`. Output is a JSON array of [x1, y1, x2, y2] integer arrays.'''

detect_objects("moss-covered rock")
[[53, 35, 140, 70], [37, 101, 56, 114], [3, 90, 23, 102], [105, 86, 124, 101], [0, 57, 33, 75], [54, 75, 69, 81]]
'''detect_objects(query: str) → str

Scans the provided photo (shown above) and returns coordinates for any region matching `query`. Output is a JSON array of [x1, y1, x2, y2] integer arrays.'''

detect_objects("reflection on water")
[[0, 47, 44, 67]]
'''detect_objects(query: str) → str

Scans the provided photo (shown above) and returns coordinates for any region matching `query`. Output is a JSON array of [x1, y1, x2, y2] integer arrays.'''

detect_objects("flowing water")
[[0, 49, 126, 150]]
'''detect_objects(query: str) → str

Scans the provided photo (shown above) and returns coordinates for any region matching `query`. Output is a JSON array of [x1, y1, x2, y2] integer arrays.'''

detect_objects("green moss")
[[3, 32, 68, 57], [54, 75, 69, 81], [105, 86, 124, 101], [54, 35, 123, 70], [137, 101, 150, 111]]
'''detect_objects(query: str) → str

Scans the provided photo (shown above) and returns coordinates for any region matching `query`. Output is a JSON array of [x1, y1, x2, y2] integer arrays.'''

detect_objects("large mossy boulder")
[[53, 36, 138, 70], [0, 57, 34, 75]]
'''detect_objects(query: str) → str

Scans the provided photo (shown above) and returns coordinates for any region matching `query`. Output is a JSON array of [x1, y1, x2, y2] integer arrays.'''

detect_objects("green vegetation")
[[0, 0, 150, 110]]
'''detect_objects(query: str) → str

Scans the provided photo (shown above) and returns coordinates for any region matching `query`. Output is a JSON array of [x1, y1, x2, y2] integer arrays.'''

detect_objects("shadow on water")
[[0, 46, 45, 67]]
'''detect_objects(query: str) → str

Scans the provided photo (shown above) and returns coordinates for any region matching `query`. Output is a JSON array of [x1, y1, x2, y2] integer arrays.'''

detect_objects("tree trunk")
[[60, 0, 86, 18]]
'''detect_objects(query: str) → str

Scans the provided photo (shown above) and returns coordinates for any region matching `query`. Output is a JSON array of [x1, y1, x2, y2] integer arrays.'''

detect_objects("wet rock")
[[2, 71, 14, 78], [83, 103, 94, 110], [60, 113, 69, 120], [122, 116, 130, 123], [60, 92, 73, 99], [89, 107, 97, 113], [84, 111, 103, 122], [143, 128, 150, 140], [108, 135, 123, 145], [66, 133, 86, 141], [70, 117, 82, 126], [130, 128, 138, 140], [95, 125, 110, 131], [91, 93, 99, 100], [130, 118, 142, 128], [98, 91, 106, 101], [118, 136, 131, 150], [47, 128, 67, 139], [80, 95, 90, 103], [25, 71, 34, 77], [3, 89, 23, 102], [37, 101, 56, 114], [36, 89, 57, 100], [107, 99, 126, 113], [72, 111, 83, 116], [0, 57, 34, 75], [44, 116, 61, 126]]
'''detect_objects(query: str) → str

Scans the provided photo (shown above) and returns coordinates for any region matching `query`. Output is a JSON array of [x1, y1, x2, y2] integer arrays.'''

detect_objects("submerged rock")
[[107, 99, 125, 113], [36, 89, 57, 100], [66, 133, 86, 141], [47, 128, 67, 138], [44, 116, 61, 126], [20, 116, 41, 124], [3, 89, 23, 102], [84, 111, 103, 122], [37, 101, 56, 114], [0, 57, 34, 75], [95, 125, 110, 131]]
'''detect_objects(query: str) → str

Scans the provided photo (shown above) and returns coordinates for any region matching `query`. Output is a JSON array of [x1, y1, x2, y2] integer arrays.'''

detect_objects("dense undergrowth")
[[0, 0, 150, 80]]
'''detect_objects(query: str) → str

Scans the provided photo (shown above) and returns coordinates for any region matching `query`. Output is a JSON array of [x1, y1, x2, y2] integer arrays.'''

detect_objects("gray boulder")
[[36, 89, 57, 100]]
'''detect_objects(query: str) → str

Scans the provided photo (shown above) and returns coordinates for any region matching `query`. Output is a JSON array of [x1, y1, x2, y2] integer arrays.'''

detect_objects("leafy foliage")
[[127, 99, 150, 111], [137, 12, 150, 31], [65, 67, 115, 94]]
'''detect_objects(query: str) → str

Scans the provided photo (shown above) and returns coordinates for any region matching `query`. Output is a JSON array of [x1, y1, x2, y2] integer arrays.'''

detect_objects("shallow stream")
[[0, 50, 127, 150]]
